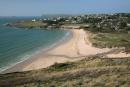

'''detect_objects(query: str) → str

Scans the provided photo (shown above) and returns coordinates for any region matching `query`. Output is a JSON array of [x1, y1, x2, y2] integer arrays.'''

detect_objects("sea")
[[0, 17, 70, 72]]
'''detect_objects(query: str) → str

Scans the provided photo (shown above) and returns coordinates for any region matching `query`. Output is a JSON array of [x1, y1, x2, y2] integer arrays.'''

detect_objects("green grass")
[[14, 21, 47, 28], [0, 56, 130, 87], [90, 33, 130, 48]]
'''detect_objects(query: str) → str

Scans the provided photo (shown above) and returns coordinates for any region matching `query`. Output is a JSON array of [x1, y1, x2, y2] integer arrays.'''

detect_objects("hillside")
[[0, 56, 130, 87]]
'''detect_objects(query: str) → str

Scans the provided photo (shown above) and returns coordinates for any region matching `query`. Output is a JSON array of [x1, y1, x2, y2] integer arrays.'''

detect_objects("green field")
[[13, 21, 47, 28]]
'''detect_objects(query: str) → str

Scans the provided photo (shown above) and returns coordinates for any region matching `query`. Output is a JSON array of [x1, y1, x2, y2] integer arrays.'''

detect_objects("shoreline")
[[1, 29, 73, 74], [2, 29, 130, 74]]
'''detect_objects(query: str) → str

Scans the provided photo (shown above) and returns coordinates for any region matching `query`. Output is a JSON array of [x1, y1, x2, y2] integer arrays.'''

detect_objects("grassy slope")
[[89, 32, 130, 48], [0, 56, 130, 87]]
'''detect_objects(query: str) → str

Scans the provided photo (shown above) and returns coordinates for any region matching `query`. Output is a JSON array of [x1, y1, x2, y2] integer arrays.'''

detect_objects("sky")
[[0, 0, 130, 16]]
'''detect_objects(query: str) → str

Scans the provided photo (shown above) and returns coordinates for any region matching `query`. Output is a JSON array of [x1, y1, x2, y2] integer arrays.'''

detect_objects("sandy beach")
[[3, 29, 130, 73]]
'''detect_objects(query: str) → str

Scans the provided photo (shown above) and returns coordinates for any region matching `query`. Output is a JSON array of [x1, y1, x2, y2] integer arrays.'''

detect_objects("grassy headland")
[[6, 21, 48, 29], [15, 21, 47, 28], [6, 13, 130, 31]]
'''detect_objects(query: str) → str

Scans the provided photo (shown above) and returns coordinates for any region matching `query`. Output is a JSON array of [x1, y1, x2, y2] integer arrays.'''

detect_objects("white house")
[[32, 19, 36, 22]]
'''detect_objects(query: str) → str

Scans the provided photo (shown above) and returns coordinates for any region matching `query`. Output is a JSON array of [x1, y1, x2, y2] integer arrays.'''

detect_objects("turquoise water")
[[0, 17, 69, 72]]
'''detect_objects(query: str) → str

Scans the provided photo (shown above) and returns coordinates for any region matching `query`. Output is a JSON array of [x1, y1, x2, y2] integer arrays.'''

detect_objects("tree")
[[119, 21, 127, 29]]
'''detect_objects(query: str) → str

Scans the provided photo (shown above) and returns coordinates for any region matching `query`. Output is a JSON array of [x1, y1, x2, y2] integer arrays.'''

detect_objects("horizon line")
[[0, 12, 130, 17]]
